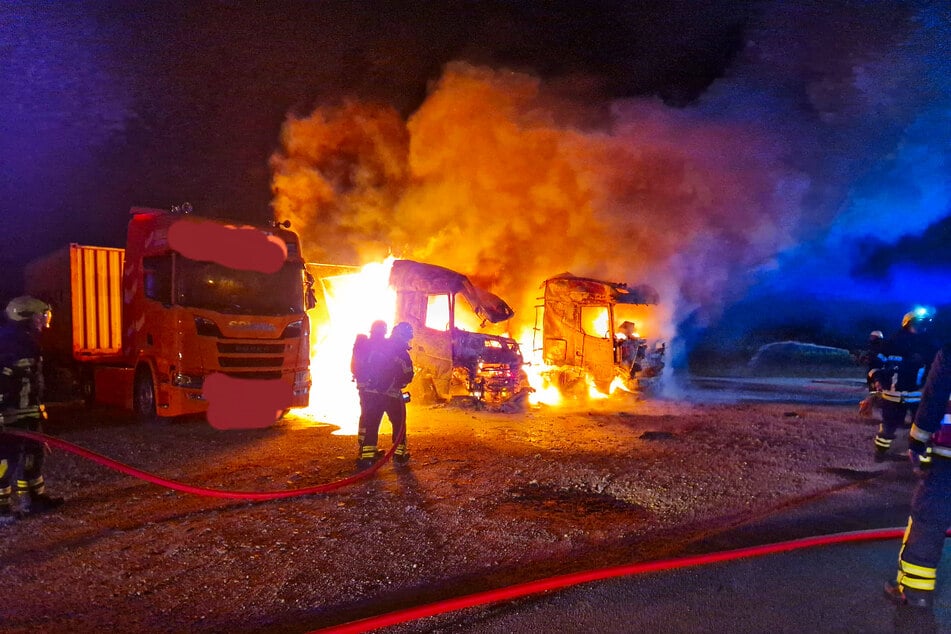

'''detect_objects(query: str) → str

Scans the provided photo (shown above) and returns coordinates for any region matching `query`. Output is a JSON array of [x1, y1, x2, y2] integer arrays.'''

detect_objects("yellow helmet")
[[5, 296, 52, 323], [902, 307, 934, 330]]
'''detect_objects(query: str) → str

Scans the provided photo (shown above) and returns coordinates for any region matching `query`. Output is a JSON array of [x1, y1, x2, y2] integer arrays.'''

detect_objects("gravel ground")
[[0, 380, 882, 632]]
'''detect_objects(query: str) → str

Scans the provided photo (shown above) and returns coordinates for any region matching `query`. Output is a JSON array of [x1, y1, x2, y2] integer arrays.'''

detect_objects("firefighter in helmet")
[[885, 339, 951, 608], [859, 330, 887, 417], [351, 320, 388, 449], [0, 296, 63, 525], [356, 321, 415, 470], [873, 309, 937, 462]]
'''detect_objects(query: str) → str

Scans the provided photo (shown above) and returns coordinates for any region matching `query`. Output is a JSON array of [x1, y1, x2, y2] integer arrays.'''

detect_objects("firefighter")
[[351, 320, 387, 448], [866, 330, 887, 390], [356, 321, 414, 470], [859, 330, 886, 417], [0, 296, 63, 525], [873, 310, 936, 462], [885, 340, 951, 608]]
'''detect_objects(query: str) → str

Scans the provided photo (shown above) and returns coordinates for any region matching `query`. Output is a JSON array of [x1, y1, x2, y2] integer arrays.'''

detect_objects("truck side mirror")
[[304, 272, 317, 310]]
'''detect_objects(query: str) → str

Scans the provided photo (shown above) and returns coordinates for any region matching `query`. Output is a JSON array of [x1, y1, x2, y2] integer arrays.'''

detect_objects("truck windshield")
[[176, 257, 305, 316]]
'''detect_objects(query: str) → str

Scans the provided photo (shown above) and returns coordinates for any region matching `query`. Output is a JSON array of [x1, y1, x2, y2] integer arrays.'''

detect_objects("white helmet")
[[5, 296, 52, 324]]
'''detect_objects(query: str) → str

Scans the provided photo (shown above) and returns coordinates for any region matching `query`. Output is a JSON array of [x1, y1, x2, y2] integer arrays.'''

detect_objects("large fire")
[[296, 259, 396, 435], [293, 240, 683, 432], [296, 256, 662, 433], [272, 63, 787, 419]]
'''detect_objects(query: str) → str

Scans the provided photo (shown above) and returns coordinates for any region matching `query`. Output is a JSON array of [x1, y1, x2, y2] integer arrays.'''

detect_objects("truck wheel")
[[134, 365, 158, 422]]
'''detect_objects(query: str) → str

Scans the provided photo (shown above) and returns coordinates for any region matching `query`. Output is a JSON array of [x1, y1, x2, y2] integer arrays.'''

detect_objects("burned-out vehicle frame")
[[536, 273, 665, 395]]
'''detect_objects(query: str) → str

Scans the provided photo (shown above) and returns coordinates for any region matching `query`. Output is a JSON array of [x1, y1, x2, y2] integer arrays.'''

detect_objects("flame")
[[297, 258, 396, 434]]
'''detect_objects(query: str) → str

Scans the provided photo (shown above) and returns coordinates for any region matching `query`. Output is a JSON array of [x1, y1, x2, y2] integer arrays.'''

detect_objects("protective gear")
[[391, 321, 414, 343], [356, 324, 414, 469], [872, 322, 935, 459], [908, 437, 932, 473], [4, 296, 51, 326], [902, 309, 934, 331], [20, 491, 64, 514], [0, 308, 60, 515], [888, 342, 951, 608], [885, 578, 932, 608]]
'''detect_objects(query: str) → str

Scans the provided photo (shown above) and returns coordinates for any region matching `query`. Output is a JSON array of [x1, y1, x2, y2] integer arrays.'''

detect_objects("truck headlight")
[[172, 372, 204, 389], [281, 320, 304, 338], [194, 316, 223, 337]]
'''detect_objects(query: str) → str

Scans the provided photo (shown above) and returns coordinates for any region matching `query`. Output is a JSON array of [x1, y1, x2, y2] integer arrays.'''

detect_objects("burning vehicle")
[[536, 273, 665, 395], [309, 259, 531, 411]]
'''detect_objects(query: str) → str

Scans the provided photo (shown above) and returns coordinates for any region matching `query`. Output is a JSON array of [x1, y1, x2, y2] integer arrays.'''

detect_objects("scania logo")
[[228, 321, 276, 332]]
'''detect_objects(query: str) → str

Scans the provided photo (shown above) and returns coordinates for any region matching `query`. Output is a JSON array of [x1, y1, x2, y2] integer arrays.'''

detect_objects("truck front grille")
[[218, 357, 284, 368], [222, 371, 283, 380], [218, 343, 285, 354]]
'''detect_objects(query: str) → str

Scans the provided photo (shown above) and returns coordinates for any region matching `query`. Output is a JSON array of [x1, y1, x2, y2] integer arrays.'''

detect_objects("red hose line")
[[1, 428, 403, 500], [1, 429, 927, 632], [312, 527, 915, 633]]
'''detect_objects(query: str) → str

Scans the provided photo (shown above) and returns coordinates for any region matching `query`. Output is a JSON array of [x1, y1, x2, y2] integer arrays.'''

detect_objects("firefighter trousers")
[[895, 458, 951, 598], [0, 417, 46, 507], [875, 401, 919, 454], [358, 392, 408, 460]]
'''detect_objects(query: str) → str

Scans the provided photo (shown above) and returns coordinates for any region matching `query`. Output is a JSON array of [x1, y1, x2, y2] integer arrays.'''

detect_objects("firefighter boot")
[[394, 444, 410, 467], [0, 503, 15, 526], [885, 579, 933, 609], [356, 445, 384, 471], [22, 492, 64, 515]]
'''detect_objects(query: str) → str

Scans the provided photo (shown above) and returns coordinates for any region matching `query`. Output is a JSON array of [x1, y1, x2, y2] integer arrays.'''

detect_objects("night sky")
[[2, 0, 949, 357]]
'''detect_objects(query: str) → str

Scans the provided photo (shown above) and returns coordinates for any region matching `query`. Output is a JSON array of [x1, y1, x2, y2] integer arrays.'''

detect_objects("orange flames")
[[272, 61, 802, 417], [296, 259, 396, 434], [295, 256, 668, 430]]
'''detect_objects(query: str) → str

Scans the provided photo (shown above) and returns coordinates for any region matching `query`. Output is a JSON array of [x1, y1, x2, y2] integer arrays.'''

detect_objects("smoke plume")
[[271, 2, 949, 346]]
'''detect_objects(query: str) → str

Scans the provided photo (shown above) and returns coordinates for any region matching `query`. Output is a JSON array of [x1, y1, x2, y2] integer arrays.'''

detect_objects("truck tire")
[[134, 365, 158, 422]]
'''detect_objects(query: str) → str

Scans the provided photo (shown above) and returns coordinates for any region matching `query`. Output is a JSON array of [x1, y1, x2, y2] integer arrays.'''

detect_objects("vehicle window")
[[143, 255, 172, 303], [176, 257, 305, 315], [581, 306, 610, 339], [425, 294, 450, 331]]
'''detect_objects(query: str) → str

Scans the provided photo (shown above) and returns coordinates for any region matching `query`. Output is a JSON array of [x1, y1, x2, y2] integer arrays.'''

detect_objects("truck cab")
[[389, 260, 529, 410], [122, 207, 313, 419], [538, 273, 665, 395]]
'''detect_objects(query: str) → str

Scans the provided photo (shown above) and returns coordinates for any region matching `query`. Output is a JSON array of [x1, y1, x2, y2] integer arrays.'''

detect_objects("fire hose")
[[0, 428, 401, 499], [312, 526, 920, 633], [0, 428, 932, 632]]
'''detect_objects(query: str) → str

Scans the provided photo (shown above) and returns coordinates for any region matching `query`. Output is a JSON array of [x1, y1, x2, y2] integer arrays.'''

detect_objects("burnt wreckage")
[[389, 260, 530, 410], [538, 273, 665, 394]]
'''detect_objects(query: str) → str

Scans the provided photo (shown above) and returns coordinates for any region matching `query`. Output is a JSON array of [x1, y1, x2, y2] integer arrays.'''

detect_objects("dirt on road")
[[0, 380, 889, 632]]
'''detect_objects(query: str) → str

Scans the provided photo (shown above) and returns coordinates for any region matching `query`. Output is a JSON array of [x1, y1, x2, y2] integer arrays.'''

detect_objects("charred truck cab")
[[538, 273, 665, 394], [25, 205, 314, 420], [389, 260, 529, 410]]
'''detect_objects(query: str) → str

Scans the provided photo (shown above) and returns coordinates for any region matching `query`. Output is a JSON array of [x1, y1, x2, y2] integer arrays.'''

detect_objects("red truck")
[[25, 205, 314, 424]]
